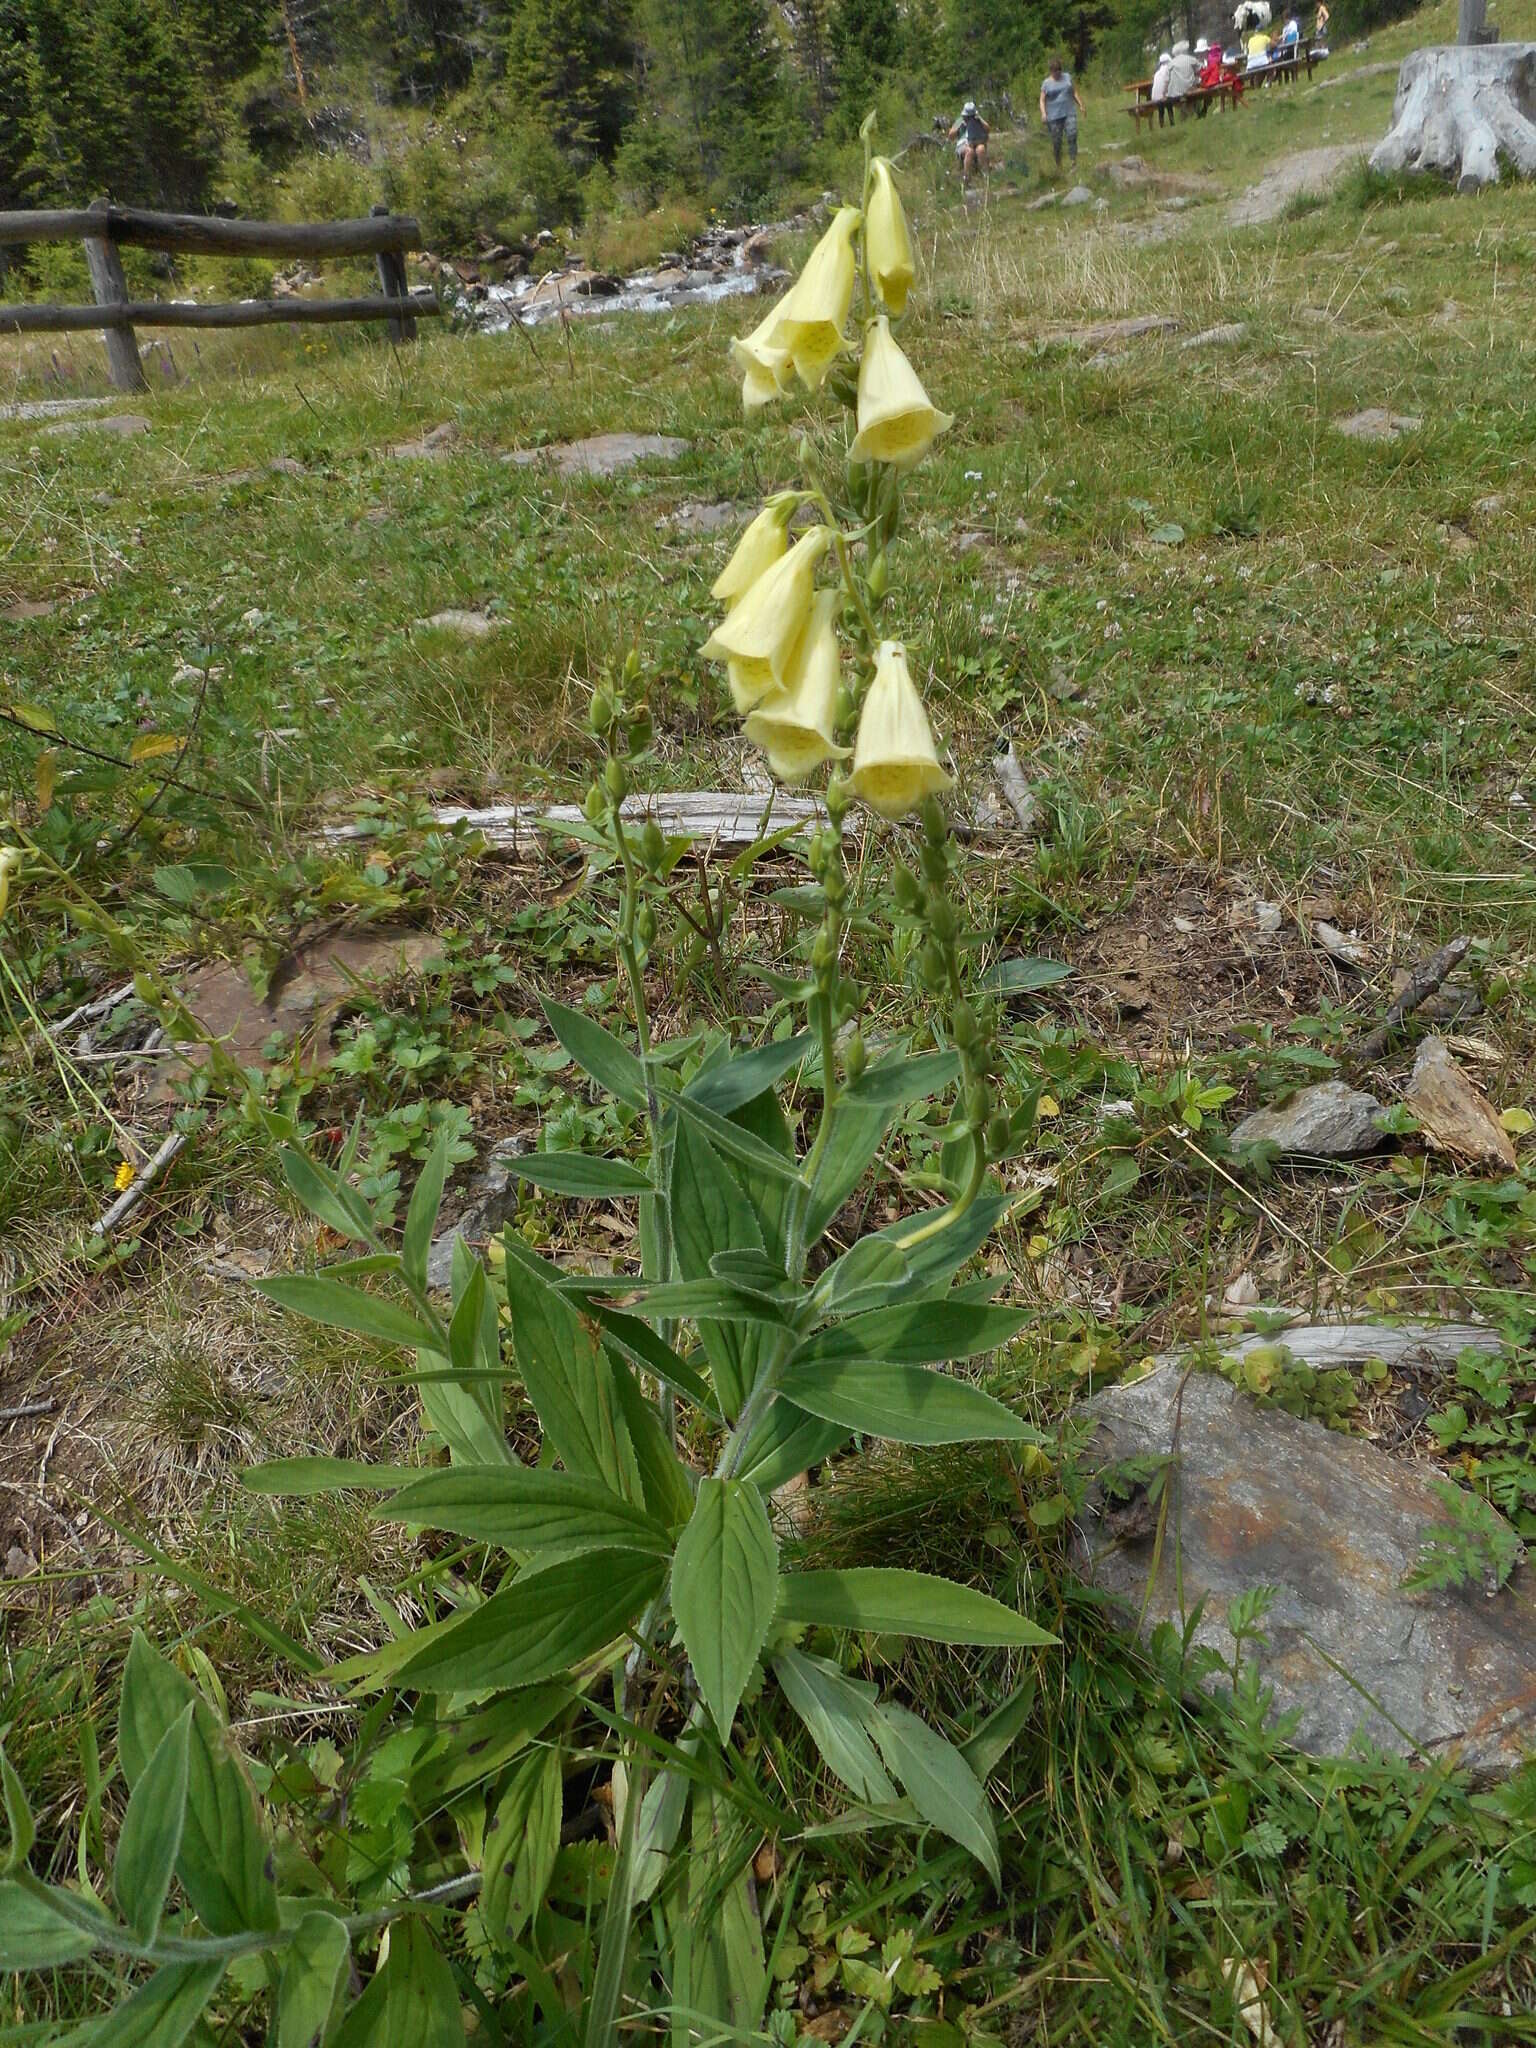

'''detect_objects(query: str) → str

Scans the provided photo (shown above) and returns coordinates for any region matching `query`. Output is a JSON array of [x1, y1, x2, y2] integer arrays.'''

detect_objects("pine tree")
[[827, 0, 897, 127], [504, 0, 636, 161]]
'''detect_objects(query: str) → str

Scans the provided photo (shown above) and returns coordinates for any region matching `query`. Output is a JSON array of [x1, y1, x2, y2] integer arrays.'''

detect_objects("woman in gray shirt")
[[1039, 58, 1085, 168]]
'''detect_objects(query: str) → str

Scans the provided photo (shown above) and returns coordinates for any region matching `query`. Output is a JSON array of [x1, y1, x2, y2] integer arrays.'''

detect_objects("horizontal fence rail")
[[0, 202, 433, 390]]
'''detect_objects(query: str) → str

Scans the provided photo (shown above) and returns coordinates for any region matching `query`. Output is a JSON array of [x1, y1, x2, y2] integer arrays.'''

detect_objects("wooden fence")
[[0, 201, 439, 391]]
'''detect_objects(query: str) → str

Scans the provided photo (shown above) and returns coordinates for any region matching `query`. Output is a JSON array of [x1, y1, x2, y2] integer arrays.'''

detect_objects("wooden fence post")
[[82, 200, 146, 393], [1458, 0, 1487, 41], [371, 203, 415, 343]]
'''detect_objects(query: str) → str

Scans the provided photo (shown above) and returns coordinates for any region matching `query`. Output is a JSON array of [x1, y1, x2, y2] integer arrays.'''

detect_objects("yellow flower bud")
[[866, 158, 915, 316], [700, 526, 832, 711], [848, 316, 954, 472], [730, 299, 793, 411], [742, 590, 853, 784], [767, 205, 862, 392], [848, 640, 954, 821], [710, 492, 798, 606], [0, 846, 19, 920]]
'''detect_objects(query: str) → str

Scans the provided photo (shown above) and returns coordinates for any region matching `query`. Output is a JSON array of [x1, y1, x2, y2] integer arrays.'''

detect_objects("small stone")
[[507, 432, 689, 478], [1180, 322, 1247, 350], [1061, 184, 1096, 206], [420, 609, 494, 637], [1470, 492, 1506, 524], [660, 499, 737, 533], [1232, 1079, 1385, 1158], [425, 1137, 528, 1290], [1333, 408, 1422, 443], [42, 413, 150, 439], [1312, 920, 1372, 970], [268, 456, 307, 476], [1405, 1036, 1517, 1171], [1026, 190, 1060, 210], [389, 422, 458, 459]]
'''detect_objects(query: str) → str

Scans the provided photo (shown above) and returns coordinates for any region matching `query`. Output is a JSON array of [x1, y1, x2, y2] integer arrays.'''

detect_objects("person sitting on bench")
[[1150, 50, 1173, 123], [1166, 37, 1199, 107]]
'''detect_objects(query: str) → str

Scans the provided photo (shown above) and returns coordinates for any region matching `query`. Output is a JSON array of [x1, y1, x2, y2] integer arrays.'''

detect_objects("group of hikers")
[[947, 1, 1330, 178], [948, 55, 1084, 179]]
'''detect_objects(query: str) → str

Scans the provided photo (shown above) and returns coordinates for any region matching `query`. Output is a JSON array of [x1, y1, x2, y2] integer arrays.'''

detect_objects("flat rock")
[[419, 609, 495, 637], [1026, 190, 1060, 210], [426, 1136, 527, 1290], [1180, 321, 1247, 349], [660, 499, 737, 532], [1470, 491, 1506, 524], [1232, 1079, 1385, 1157], [1076, 1353, 1536, 1775], [1061, 184, 1096, 206], [1333, 407, 1422, 443], [155, 927, 438, 1094], [1405, 1036, 1516, 1171], [1046, 313, 1180, 351], [507, 432, 690, 478], [1, 597, 61, 621], [389, 422, 458, 459], [42, 413, 150, 439]]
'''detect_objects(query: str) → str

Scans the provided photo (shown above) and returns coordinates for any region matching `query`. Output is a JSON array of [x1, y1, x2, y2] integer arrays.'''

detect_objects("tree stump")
[[1370, 43, 1536, 191]]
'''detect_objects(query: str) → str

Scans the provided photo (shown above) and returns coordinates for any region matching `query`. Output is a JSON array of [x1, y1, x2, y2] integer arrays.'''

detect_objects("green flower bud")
[[833, 684, 856, 731], [922, 796, 948, 847], [636, 903, 657, 947], [966, 1080, 990, 1128], [986, 1111, 1012, 1158], [844, 1030, 867, 1081], [952, 1000, 978, 1051], [812, 930, 837, 974], [867, 552, 888, 601], [583, 781, 607, 825], [893, 864, 922, 913], [920, 940, 948, 993], [626, 708, 654, 756], [920, 840, 949, 886], [604, 757, 628, 805], [929, 896, 958, 946], [825, 774, 850, 823], [589, 688, 614, 735], [622, 647, 643, 686], [639, 820, 665, 871]]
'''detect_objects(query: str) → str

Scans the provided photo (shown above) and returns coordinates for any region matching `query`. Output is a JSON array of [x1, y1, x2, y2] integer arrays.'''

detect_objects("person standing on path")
[[1039, 56, 1083, 169]]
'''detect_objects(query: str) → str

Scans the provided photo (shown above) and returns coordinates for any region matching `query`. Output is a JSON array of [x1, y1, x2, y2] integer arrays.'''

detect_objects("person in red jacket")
[[1199, 37, 1224, 85]]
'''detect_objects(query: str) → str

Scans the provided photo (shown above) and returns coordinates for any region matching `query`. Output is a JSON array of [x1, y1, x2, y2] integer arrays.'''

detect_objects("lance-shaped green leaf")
[[114, 1702, 192, 1944], [671, 1118, 768, 1420], [542, 995, 649, 1110], [584, 1300, 719, 1418], [512, 1153, 654, 1197], [777, 1568, 1057, 1648], [735, 1399, 847, 1495], [482, 1748, 561, 1945], [773, 1648, 897, 1805], [241, 1458, 421, 1496], [278, 1912, 350, 2048], [667, 1086, 804, 1184], [843, 1048, 960, 1106], [609, 1355, 696, 1532], [278, 1143, 377, 1243], [672, 1480, 778, 1741], [501, 1233, 641, 1500], [331, 1916, 462, 2048], [802, 1095, 895, 1248], [790, 1301, 1028, 1371], [401, 1122, 453, 1292], [419, 1237, 514, 1468], [683, 1032, 812, 1115], [87, 1960, 226, 2048], [392, 1549, 663, 1693], [776, 1358, 1034, 1446], [0, 1881, 97, 1968], [0, 1745, 34, 1874], [254, 1272, 435, 1352], [871, 1703, 1000, 1885], [817, 1195, 1008, 1317], [379, 1465, 672, 1559]]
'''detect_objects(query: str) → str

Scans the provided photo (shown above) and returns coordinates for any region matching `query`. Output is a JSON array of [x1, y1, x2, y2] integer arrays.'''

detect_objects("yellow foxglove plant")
[[849, 315, 954, 470], [0, 126, 1056, 2048], [865, 155, 915, 315]]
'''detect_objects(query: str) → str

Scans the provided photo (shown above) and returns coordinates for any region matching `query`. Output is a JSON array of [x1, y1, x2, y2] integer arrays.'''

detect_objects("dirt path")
[[1227, 142, 1368, 225]]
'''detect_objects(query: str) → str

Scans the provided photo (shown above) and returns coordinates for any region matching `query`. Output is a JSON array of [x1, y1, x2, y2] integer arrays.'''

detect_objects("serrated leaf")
[[380, 1464, 672, 1558], [775, 1357, 1034, 1445], [482, 1748, 561, 1944], [0, 1744, 34, 1874], [402, 1123, 453, 1292], [513, 1153, 654, 1196], [871, 1703, 1000, 1884], [773, 1648, 897, 1804], [671, 1117, 767, 1420], [278, 1912, 349, 2048], [778, 1568, 1057, 1647], [735, 1399, 847, 1494], [672, 1480, 778, 1740], [0, 1880, 97, 1967], [389, 1549, 663, 1693], [254, 1273, 435, 1352], [114, 1703, 192, 1944], [586, 1302, 719, 1418]]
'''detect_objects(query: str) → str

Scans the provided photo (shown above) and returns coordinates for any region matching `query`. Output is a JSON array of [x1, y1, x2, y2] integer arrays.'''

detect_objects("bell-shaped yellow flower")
[[848, 640, 954, 820], [768, 205, 862, 392], [700, 526, 832, 710], [848, 316, 954, 471], [0, 846, 19, 921], [730, 300, 792, 411], [711, 492, 798, 606], [866, 158, 915, 316], [743, 590, 852, 783]]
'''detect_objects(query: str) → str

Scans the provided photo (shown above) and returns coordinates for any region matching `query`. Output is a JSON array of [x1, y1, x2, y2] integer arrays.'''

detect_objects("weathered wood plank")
[[372, 203, 417, 344], [0, 206, 421, 257], [82, 205, 145, 394], [323, 793, 841, 853], [0, 293, 441, 336]]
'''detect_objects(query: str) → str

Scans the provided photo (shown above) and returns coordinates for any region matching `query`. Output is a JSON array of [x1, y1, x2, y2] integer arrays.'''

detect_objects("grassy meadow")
[[3, 0, 1536, 2034]]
